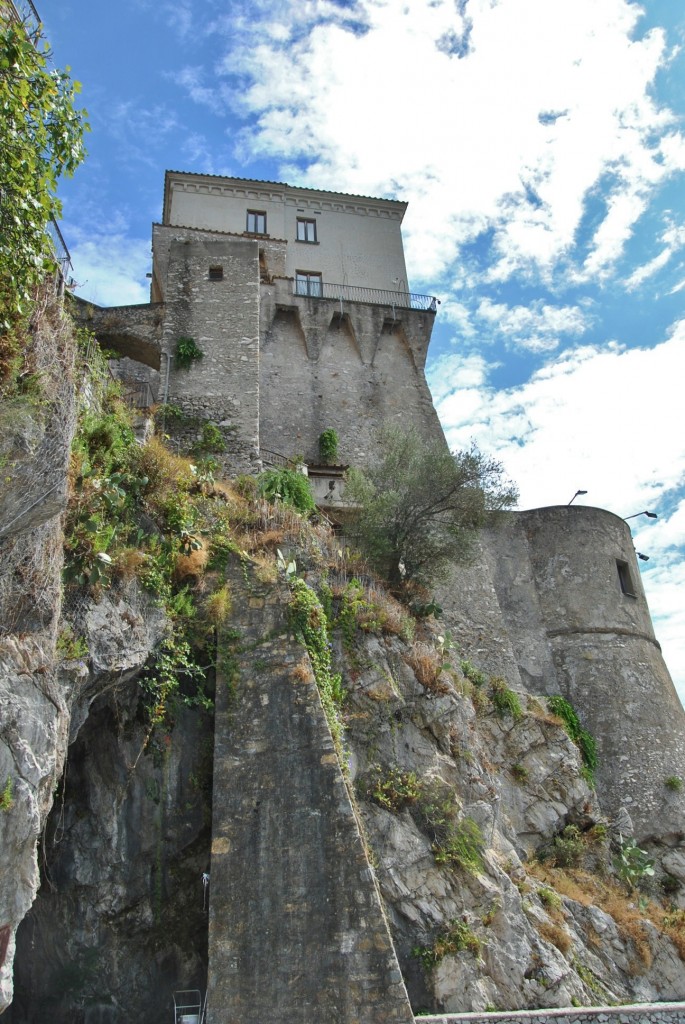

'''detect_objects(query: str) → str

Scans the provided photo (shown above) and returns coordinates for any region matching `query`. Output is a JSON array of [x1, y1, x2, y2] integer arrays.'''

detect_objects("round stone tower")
[[482, 505, 685, 842]]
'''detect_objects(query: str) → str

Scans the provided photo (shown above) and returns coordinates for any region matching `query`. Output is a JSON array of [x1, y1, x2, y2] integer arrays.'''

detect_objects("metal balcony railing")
[[293, 280, 437, 312]]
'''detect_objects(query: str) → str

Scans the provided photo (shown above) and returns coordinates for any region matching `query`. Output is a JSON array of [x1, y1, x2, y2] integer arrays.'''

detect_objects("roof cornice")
[[163, 169, 408, 223]]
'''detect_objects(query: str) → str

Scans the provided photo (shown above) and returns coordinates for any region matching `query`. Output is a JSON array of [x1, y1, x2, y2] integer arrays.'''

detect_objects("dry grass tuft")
[[140, 436, 195, 496], [291, 657, 313, 683], [173, 544, 209, 582], [112, 547, 147, 581], [203, 583, 232, 626], [529, 863, 654, 969], [536, 919, 572, 954], [405, 641, 449, 694]]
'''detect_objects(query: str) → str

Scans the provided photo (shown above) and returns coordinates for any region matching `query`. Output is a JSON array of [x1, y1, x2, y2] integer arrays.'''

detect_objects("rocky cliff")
[[1, 307, 684, 1021]]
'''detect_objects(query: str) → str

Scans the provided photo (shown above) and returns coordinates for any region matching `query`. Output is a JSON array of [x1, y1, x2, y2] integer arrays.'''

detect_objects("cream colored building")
[[161, 170, 411, 298]]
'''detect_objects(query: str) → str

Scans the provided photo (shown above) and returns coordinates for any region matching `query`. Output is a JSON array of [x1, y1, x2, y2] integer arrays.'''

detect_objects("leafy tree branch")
[[344, 426, 518, 587]]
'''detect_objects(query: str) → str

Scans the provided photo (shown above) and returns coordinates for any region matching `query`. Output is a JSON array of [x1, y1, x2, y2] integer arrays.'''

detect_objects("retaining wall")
[[419, 1000, 685, 1023]]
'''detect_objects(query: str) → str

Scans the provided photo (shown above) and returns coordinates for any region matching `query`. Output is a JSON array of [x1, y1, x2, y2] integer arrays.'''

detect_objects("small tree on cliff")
[[0, 17, 88, 340], [344, 426, 518, 589]]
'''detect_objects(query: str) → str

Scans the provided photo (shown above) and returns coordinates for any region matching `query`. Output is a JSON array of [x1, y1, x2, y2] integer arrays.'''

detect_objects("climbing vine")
[[288, 578, 344, 749]]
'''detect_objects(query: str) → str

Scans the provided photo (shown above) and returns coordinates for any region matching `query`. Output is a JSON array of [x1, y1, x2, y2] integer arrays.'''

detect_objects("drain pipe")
[[161, 351, 172, 433]]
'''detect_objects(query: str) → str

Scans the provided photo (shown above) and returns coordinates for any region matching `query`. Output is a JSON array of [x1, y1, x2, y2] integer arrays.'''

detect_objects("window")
[[296, 218, 317, 243], [295, 271, 323, 297], [208, 265, 223, 281], [617, 559, 636, 597], [246, 210, 266, 234]]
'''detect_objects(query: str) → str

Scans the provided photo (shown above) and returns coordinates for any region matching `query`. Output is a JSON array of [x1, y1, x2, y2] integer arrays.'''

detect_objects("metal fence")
[[4, 0, 74, 285], [5, 0, 41, 34], [293, 280, 437, 312], [47, 217, 73, 282], [122, 381, 155, 410]]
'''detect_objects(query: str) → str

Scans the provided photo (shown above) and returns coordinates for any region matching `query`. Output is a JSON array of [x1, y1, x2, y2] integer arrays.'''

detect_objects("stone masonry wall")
[[480, 507, 685, 840], [206, 562, 414, 1024], [258, 280, 441, 465], [420, 1003, 685, 1024], [161, 236, 261, 473]]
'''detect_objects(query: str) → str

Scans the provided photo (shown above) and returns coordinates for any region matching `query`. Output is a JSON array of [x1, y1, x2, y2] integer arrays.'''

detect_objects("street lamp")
[[623, 511, 658, 521], [568, 490, 587, 505], [637, 552, 650, 562]]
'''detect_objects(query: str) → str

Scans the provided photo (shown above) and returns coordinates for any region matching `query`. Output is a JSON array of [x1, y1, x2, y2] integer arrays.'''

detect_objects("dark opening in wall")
[[617, 559, 636, 597], [209, 266, 224, 281]]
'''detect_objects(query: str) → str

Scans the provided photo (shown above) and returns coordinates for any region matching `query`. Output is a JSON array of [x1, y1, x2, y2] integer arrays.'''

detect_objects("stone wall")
[[419, 1003, 685, 1024], [258, 280, 440, 465], [160, 234, 261, 473], [206, 563, 414, 1024]]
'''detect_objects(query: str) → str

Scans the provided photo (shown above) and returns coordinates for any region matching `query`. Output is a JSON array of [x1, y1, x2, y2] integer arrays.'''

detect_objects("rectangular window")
[[295, 271, 323, 297], [296, 218, 317, 243], [617, 559, 636, 597], [208, 265, 223, 281], [246, 210, 266, 234]]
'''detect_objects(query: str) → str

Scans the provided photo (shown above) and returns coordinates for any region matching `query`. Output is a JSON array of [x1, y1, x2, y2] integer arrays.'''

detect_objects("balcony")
[[293, 279, 437, 312]]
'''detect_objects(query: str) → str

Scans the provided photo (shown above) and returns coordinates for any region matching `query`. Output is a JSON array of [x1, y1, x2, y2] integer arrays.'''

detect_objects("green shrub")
[[547, 695, 597, 786], [56, 626, 88, 661], [665, 776, 683, 792], [194, 422, 225, 454], [461, 659, 487, 687], [538, 885, 562, 910], [0, 19, 88, 345], [318, 428, 339, 463], [365, 765, 421, 812], [259, 468, 315, 515], [490, 677, 522, 720], [551, 824, 584, 868], [613, 836, 654, 891], [174, 336, 203, 369], [288, 578, 344, 748], [433, 816, 485, 874], [511, 762, 529, 783], [413, 919, 482, 970], [0, 778, 13, 812]]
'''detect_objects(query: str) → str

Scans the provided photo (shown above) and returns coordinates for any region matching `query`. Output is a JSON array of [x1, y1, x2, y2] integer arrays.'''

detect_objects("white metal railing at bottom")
[[173, 989, 207, 1023]]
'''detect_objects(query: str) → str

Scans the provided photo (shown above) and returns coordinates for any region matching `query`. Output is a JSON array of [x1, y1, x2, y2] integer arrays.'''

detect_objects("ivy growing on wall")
[[288, 577, 344, 749], [547, 695, 597, 786]]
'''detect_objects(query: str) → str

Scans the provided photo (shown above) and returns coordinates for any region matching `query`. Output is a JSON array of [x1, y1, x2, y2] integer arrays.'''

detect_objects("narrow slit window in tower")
[[617, 559, 636, 597]]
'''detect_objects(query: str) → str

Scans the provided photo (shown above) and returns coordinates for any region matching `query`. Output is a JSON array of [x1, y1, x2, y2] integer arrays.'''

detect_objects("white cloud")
[[183, 0, 685, 288], [67, 232, 151, 307], [476, 298, 591, 351], [428, 324, 685, 702], [625, 220, 685, 289]]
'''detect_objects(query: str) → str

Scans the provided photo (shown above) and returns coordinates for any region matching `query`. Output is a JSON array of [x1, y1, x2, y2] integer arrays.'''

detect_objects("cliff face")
[[0, 296, 77, 1011], [2, 303, 685, 1020], [7, 561, 685, 1021]]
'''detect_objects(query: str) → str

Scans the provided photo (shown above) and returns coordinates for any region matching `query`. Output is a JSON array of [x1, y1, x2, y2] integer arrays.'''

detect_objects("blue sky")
[[44, 0, 684, 703]]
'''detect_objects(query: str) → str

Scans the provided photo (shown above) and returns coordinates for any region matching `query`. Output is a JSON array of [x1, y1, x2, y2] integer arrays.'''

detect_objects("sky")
[[42, 0, 684, 703]]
